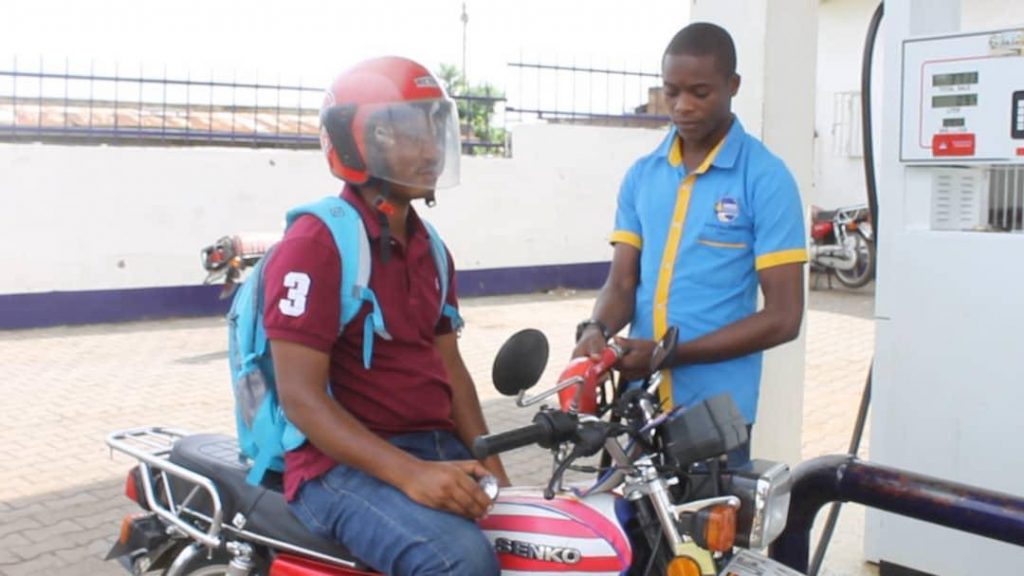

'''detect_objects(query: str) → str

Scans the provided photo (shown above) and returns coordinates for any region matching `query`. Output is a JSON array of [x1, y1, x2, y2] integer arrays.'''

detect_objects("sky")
[[1, 0, 691, 112]]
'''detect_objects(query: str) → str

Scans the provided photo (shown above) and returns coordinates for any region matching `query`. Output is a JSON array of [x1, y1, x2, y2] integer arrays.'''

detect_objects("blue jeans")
[[288, 430, 500, 576]]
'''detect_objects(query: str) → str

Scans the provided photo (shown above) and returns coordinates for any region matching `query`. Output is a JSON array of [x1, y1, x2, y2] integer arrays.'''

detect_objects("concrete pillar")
[[689, 0, 820, 466]]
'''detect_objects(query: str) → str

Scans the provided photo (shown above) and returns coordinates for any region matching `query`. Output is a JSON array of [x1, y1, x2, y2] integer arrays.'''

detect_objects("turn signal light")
[[666, 556, 702, 576], [118, 514, 135, 545], [701, 504, 737, 552]]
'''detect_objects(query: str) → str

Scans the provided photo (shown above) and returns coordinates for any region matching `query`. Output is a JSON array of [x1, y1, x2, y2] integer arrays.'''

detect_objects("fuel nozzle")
[[556, 344, 622, 415]]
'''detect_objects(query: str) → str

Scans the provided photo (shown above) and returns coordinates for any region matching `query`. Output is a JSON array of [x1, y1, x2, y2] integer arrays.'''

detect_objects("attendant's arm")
[[615, 263, 803, 380]]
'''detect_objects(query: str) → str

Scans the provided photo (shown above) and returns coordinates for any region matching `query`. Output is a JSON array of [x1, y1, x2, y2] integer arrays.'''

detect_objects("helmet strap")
[[425, 191, 437, 208], [373, 181, 396, 264]]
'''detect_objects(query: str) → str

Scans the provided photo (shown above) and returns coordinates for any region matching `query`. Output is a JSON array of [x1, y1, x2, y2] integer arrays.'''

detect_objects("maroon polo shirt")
[[262, 186, 459, 500]]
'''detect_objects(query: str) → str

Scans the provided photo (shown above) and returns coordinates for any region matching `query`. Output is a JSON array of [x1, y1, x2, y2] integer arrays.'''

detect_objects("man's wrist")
[[575, 319, 612, 342]]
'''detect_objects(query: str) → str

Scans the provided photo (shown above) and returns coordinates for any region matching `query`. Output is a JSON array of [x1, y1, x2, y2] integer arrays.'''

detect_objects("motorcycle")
[[808, 204, 875, 289], [200, 233, 280, 299], [105, 326, 801, 575]]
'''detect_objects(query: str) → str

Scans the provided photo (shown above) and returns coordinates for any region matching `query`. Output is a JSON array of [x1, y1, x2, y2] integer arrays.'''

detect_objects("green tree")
[[438, 64, 505, 156]]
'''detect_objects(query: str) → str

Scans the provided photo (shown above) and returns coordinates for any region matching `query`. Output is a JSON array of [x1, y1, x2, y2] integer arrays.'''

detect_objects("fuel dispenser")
[[869, 11, 1024, 575]]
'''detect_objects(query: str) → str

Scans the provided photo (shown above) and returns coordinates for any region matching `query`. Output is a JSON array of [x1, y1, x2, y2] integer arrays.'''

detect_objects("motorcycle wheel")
[[834, 231, 875, 289]]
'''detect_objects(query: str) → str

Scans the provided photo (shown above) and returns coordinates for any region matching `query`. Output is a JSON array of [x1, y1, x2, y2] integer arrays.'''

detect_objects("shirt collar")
[[340, 185, 429, 242], [663, 116, 745, 171]]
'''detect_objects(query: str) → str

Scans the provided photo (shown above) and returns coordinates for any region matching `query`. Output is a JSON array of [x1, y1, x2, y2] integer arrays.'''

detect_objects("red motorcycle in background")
[[200, 233, 280, 298], [808, 204, 875, 289]]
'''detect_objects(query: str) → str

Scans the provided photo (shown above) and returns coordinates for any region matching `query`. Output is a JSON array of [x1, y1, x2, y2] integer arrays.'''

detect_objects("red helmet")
[[319, 56, 461, 190]]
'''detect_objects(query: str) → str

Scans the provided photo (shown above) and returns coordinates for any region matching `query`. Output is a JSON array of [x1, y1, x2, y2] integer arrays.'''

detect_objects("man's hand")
[[399, 460, 494, 519], [613, 336, 658, 381], [572, 325, 607, 361]]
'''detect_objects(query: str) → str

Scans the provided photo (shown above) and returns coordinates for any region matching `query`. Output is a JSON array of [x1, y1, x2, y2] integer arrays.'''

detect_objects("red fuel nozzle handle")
[[584, 344, 621, 382], [558, 344, 622, 414]]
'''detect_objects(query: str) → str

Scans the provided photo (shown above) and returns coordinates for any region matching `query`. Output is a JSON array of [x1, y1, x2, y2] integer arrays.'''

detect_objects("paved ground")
[[0, 282, 877, 575]]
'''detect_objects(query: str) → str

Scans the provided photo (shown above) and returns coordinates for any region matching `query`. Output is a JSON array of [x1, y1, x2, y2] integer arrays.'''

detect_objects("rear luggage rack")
[[107, 426, 225, 548]]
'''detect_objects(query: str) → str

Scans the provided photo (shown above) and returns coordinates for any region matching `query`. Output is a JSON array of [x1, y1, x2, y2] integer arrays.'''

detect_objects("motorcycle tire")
[[834, 231, 875, 289]]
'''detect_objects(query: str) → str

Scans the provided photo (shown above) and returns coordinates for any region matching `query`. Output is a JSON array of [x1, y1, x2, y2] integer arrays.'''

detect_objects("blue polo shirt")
[[610, 119, 806, 423]]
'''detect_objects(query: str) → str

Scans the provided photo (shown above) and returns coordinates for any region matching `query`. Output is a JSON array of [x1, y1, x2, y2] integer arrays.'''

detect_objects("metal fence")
[[0, 57, 668, 153], [505, 60, 669, 128], [0, 61, 506, 154]]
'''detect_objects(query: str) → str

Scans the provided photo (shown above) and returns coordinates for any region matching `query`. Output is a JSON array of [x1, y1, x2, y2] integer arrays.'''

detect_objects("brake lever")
[[545, 444, 585, 499], [542, 420, 612, 499], [649, 326, 680, 373]]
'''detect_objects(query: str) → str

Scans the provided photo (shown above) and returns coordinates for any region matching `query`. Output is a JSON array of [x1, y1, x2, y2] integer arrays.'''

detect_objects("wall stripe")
[[0, 261, 611, 329]]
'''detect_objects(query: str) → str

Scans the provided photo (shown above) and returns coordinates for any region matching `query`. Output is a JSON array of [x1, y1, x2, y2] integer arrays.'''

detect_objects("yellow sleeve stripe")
[[609, 230, 642, 249], [755, 248, 808, 270]]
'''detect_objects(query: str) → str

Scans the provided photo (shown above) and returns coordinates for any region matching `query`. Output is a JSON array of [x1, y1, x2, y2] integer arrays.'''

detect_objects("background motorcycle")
[[200, 233, 279, 298], [808, 204, 875, 289], [105, 328, 800, 575]]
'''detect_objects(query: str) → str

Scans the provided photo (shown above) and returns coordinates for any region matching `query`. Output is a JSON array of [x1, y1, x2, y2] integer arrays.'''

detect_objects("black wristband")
[[575, 319, 612, 343]]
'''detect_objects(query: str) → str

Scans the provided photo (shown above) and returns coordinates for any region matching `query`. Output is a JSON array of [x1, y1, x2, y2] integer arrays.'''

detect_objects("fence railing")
[[505, 61, 669, 127], [0, 65, 506, 154], [0, 58, 669, 152]]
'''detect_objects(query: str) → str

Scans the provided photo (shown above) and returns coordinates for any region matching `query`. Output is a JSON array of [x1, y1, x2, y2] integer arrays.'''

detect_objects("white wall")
[[815, 0, 881, 210], [0, 124, 664, 295]]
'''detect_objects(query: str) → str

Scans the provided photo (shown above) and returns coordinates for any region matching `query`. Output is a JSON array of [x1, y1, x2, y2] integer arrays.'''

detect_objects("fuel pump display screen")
[[932, 71, 979, 86], [932, 94, 978, 108], [901, 27, 1024, 162]]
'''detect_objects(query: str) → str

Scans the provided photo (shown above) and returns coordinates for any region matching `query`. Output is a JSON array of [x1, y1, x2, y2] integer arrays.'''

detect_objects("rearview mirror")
[[492, 329, 549, 396]]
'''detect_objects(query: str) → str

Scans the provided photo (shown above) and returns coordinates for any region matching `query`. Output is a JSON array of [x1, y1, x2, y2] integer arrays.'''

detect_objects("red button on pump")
[[932, 133, 976, 156]]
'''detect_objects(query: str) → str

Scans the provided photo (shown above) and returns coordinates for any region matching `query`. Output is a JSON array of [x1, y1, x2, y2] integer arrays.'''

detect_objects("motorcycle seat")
[[168, 433, 365, 566]]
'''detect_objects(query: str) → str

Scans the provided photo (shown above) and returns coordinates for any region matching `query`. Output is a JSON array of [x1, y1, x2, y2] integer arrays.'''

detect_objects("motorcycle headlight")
[[726, 460, 792, 549]]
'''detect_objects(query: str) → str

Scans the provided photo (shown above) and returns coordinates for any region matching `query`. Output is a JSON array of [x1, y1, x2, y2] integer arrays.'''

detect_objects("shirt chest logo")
[[714, 197, 740, 223]]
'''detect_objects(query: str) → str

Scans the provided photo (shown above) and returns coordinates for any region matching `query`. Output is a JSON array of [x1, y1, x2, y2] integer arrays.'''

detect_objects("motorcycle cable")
[[808, 4, 882, 575]]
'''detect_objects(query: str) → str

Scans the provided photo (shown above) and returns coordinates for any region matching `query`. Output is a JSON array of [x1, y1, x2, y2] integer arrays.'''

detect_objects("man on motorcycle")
[[573, 23, 807, 464], [262, 56, 507, 575]]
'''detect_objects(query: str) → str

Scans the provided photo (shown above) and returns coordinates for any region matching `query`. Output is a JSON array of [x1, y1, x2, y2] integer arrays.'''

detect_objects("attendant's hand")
[[572, 325, 607, 361], [613, 336, 658, 381]]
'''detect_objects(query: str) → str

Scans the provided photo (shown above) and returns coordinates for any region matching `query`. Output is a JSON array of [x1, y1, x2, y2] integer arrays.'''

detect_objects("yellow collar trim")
[[668, 132, 728, 172]]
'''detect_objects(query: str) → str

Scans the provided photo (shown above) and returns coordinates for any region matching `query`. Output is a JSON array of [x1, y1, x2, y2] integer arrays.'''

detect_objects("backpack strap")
[[242, 244, 311, 483], [286, 197, 391, 369], [247, 399, 285, 485], [421, 219, 464, 333]]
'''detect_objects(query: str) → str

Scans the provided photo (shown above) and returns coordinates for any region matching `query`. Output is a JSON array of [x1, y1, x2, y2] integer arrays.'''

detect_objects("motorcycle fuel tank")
[[478, 488, 633, 574]]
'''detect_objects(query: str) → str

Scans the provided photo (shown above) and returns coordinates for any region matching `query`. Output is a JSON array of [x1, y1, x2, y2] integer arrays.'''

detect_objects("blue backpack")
[[227, 195, 463, 485]]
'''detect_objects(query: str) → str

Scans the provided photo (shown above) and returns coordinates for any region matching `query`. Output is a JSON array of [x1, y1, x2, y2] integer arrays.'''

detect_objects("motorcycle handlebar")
[[473, 422, 548, 459], [473, 411, 579, 459]]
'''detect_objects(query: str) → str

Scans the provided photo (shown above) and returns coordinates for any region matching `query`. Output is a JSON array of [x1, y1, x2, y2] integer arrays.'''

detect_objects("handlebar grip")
[[473, 423, 548, 459]]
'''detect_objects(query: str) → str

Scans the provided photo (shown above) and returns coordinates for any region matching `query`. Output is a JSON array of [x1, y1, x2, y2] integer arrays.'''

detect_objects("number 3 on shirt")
[[279, 272, 311, 317]]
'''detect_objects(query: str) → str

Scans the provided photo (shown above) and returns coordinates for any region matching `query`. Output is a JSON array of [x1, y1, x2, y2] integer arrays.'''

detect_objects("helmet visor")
[[361, 98, 461, 190]]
